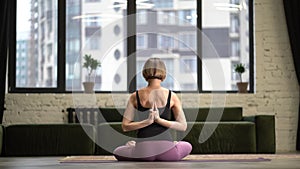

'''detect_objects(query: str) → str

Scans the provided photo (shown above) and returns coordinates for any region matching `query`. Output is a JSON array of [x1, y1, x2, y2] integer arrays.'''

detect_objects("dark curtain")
[[0, 0, 11, 124], [283, 0, 300, 151]]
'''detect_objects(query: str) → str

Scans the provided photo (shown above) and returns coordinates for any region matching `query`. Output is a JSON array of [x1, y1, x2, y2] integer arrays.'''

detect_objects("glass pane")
[[202, 0, 250, 91], [66, 0, 127, 91], [136, 0, 198, 91], [16, 0, 58, 88]]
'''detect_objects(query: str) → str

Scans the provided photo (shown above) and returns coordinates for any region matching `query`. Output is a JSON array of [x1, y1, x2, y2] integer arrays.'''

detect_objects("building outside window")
[[179, 33, 196, 51], [152, 0, 173, 8], [157, 35, 175, 50], [137, 9, 147, 25], [157, 11, 176, 25], [178, 10, 196, 26], [180, 58, 197, 73], [137, 34, 147, 49], [231, 40, 240, 57], [85, 0, 101, 2], [230, 14, 240, 34]]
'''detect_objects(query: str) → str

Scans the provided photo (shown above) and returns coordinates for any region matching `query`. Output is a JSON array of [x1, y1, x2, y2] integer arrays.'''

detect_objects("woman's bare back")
[[136, 87, 171, 109]]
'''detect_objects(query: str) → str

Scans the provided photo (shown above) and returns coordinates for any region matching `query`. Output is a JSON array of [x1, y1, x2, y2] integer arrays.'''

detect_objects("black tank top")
[[135, 90, 173, 141]]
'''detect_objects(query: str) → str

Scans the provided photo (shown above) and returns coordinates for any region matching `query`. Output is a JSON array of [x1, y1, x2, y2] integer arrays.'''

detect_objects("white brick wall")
[[3, 0, 299, 152]]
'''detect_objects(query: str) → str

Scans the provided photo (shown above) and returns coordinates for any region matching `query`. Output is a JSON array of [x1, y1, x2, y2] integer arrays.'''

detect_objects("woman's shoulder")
[[136, 87, 170, 95], [129, 91, 137, 101], [160, 87, 171, 92], [170, 91, 180, 101]]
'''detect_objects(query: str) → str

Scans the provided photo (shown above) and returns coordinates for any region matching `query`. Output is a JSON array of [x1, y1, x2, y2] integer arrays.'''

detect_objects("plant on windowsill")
[[82, 54, 101, 93], [234, 63, 248, 93]]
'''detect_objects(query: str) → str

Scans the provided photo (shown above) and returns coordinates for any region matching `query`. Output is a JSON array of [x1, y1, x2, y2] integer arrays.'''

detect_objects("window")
[[231, 40, 240, 57], [66, 0, 127, 91], [85, 36, 100, 50], [137, 9, 147, 25], [157, 35, 175, 50], [85, 16, 101, 27], [137, 34, 147, 49], [179, 33, 196, 51], [16, 40, 29, 87], [157, 11, 176, 25], [85, 0, 101, 2], [10, 0, 253, 93], [152, 0, 173, 8], [14, 0, 58, 88], [231, 0, 240, 5], [180, 58, 197, 73], [230, 14, 240, 34], [202, 0, 252, 91], [178, 10, 196, 26], [137, 0, 198, 91]]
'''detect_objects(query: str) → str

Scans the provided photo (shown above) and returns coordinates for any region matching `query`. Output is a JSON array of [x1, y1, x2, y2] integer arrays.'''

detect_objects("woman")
[[113, 58, 192, 161]]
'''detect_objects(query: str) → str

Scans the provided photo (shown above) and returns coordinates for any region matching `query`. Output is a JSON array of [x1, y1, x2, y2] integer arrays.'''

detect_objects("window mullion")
[[197, 0, 202, 93], [8, 0, 17, 93], [58, 0, 66, 92], [127, 0, 137, 93], [249, 0, 254, 93]]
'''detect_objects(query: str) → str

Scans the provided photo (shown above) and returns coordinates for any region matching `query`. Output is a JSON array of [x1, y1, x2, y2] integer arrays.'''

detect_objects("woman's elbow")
[[122, 124, 129, 132], [181, 124, 187, 131], [178, 122, 187, 131]]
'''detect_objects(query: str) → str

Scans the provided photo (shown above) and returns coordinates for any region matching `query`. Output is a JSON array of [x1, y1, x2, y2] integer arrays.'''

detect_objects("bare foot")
[[126, 140, 136, 147]]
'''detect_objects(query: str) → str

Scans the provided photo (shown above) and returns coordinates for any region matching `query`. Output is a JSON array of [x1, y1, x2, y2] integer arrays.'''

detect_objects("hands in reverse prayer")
[[147, 102, 160, 124]]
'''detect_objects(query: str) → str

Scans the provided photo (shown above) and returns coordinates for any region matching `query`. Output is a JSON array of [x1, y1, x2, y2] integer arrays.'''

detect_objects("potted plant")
[[234, 63, 248, 93], [82, 54, 101, 93]]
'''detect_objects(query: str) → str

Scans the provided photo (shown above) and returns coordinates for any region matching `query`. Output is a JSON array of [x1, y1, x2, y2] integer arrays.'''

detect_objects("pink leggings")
[[113, 140, 192, 161]]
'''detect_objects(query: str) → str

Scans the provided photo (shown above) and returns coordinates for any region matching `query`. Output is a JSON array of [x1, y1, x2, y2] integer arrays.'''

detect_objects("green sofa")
[[69, 107, 276, 155], [0, 107, 275, 156]]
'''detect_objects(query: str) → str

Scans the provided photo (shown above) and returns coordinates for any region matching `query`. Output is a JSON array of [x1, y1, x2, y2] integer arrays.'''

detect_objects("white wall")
[[3, 0, 299, 152]]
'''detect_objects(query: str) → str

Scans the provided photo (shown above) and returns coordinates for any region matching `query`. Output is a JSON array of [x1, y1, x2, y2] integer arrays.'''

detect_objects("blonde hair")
[[142, 58, 166, 81]]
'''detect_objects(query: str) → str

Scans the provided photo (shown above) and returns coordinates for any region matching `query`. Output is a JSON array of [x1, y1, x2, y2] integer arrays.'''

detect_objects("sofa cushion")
[[178, 122, 256, 154], [184, 107, 243, 122], [4, 124, 95, 156]]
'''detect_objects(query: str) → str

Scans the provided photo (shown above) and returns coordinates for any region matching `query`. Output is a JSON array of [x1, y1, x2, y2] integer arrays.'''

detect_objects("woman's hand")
[[151, 93, 187, 131], [152, 102, 160, 122], [122, 93, 157, 132], [147, 102, 159, 124], [147, 110, 155, 124]]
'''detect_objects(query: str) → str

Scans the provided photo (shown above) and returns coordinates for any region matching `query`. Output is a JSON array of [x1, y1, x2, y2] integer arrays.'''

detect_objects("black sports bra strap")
[[166, 90, 171, 108], [136, 91, 142, 108]]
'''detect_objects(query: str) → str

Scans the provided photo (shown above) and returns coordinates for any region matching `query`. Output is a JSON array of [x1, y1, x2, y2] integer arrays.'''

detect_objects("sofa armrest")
[[243, 115, 276, 153], [4, 124, 96, 156]]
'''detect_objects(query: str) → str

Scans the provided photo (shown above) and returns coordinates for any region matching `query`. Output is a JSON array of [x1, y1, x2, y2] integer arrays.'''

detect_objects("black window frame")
[[8, 0, 254, 94]]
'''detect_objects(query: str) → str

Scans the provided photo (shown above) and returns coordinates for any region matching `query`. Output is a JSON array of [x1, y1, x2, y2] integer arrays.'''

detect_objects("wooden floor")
[[1, 154, 300, 169]]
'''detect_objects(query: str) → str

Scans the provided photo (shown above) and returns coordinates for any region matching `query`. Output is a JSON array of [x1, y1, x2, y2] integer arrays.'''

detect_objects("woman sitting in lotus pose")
[[113, 57, 192, 161]]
